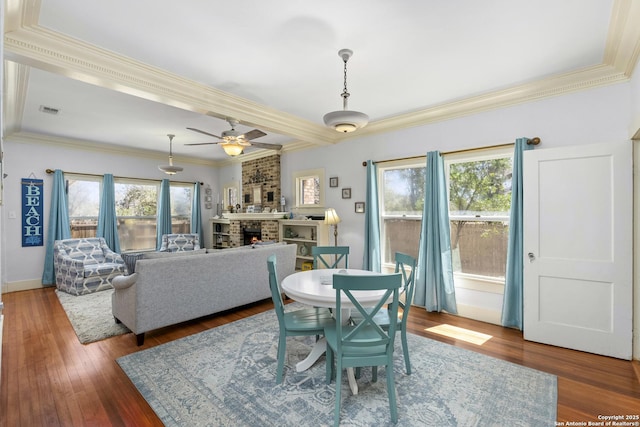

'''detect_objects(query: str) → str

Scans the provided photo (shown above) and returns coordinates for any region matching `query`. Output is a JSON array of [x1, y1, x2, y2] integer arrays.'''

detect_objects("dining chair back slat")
[[324, 272, 402, 426], [311, 246, 349, 269], [394, 252, 417, 374]]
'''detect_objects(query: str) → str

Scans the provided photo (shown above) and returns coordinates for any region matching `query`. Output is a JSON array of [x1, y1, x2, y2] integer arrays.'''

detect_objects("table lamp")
[[324, 208, 341, 246]]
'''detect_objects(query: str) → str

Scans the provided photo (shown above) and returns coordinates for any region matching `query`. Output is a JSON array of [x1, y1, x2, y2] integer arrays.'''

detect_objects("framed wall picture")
[[329, 177, 339, 187], [355, 202, 365, 213], [342, 187, 351, 199]]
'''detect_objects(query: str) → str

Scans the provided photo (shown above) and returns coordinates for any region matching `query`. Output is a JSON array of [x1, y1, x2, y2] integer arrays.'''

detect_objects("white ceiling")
[[3, 0, 640, 164]]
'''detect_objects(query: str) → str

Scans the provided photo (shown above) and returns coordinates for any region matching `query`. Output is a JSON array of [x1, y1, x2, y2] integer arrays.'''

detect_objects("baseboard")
[[2, 279, 46, 294], [0, 314, 3, 386]]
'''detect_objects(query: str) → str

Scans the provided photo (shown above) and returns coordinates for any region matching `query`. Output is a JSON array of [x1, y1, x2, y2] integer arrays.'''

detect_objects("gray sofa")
[[112, 242, 296, 345]]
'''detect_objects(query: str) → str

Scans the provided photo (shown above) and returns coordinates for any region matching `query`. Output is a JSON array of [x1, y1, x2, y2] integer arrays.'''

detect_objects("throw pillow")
[[122, 253, 145, 275]]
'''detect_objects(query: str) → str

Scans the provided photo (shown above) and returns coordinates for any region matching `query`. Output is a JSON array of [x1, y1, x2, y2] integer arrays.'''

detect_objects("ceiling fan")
[[185, 118, 282, 156]]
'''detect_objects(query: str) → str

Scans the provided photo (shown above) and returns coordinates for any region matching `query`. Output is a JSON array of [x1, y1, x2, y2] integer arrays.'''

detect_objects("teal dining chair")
[[351, 252, 417, 375], [311, 246, 350, 269], [267, 255, 334, 384], [324, 272, 402, 426]]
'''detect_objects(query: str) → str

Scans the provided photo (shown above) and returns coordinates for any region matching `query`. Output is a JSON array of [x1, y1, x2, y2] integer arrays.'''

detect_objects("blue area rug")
[[117, 305, 557, 426]]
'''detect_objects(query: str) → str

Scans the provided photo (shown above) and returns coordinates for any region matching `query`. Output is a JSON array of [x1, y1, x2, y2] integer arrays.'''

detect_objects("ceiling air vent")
[[39, 105, 60, 115]]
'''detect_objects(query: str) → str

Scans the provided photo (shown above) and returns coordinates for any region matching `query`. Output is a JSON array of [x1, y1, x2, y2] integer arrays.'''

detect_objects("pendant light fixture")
[[158, 134, 184, 175], [323, 49, 369, 133]]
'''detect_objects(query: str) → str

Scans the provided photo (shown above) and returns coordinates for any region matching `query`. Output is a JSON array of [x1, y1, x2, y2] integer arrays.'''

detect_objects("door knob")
[[528, 252, 536, 262]]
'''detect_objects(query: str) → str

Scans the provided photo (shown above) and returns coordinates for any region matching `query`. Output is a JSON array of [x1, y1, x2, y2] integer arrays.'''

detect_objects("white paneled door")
[[523, 141, 632, 360]]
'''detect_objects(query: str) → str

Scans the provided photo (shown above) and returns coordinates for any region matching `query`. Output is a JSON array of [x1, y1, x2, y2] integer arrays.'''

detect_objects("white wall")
[[282, 82, 632, 270], [630, 68, 640, 360], [1, 140, 217, 292]]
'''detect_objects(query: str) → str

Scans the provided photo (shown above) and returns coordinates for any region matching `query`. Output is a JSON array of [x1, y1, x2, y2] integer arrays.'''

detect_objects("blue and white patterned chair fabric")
[[54, 237, 127, 295], [160, 233, 201, 252]]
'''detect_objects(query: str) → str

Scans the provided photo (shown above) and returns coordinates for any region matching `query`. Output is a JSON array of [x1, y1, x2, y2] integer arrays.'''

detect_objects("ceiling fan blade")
[[186, 127, 222, 139], [242, 129, 267, 141], [184, 142, 220, 146], [249, 141, 283, 150]]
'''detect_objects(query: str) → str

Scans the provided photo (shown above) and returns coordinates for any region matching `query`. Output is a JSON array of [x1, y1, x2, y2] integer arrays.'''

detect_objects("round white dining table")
[[281, 268, 387, 309], [280, 268, 389, 395]]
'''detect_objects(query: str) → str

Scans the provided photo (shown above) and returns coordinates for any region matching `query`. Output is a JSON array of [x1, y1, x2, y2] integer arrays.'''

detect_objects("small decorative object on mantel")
[[342, 187, 351, 199], [355, 202, 365, 213], [330, 177, 339, 187]]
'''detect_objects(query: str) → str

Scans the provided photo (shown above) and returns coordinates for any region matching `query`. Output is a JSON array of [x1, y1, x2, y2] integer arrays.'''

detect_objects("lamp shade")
[[324, 208, 341, 225], [323, 110, 369, 133], [158, 163, 183, 175]]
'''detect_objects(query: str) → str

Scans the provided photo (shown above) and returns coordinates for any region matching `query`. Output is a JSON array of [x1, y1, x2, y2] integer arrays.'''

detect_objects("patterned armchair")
[[54, 237, 127, 295], [160, 233, 201, 252]]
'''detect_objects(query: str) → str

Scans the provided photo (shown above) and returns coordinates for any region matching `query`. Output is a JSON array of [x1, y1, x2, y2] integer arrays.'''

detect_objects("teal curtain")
[[501, 138, 534, 329], [190, 182, 203, 243], [42, 169, 71, 285], [156, 179, 172, 250], [363, 160, 381, 272], [96, 173, 121, 253], [415, 151, 457, 313]]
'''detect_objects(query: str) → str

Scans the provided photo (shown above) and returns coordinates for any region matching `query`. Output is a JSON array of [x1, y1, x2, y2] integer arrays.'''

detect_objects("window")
[[445, 147, 513, 283], [68, 176, 101, 238], [377, 147, 513, 282], [293, 168, 325, 209], [66, 175, 193, 252], [223, 182, 239, 209], [378, 159, 425, 267], [169, 184, 192, 234]]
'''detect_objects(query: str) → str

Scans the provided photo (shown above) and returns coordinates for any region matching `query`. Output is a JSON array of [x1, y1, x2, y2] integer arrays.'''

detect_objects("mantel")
[[221, 213, 289, 221]]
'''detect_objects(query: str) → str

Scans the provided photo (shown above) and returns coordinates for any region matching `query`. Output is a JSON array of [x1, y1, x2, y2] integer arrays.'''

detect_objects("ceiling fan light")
[[323, 110, 369, 133], [221, 143, 244, 156]]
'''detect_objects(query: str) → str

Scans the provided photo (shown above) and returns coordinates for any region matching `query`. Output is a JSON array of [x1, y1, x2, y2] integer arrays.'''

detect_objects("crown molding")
[[3, 24, 336, 146], [2, 60, 29, 136], [351, 64, 628, 138], [4, 0, 640, 150], [605, 0, 640, 77], [5, 131, 220, 166]]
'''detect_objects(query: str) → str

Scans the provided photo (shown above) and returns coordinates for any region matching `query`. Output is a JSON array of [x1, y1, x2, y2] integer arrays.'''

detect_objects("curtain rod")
[[362, 137, 541, 166], [45, 169, 203, 186]]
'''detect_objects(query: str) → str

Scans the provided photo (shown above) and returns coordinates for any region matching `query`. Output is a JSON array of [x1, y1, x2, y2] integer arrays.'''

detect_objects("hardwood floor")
[[1, 288, 639, 426]]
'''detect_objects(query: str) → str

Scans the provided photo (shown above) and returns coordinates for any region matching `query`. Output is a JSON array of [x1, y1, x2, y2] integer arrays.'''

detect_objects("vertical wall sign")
[[22, 178, 44, 247]]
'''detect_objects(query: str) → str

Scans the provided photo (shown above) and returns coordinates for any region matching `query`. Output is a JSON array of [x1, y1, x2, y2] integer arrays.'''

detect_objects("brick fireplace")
[[242, 154, 281, 212]]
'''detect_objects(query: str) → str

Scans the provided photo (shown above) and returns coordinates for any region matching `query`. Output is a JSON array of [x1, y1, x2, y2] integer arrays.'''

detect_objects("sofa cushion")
[[143, 248, 207, 260], [62, 239, 106, 263], [83, 262, 126, 278], [208, 242, 286, 254]]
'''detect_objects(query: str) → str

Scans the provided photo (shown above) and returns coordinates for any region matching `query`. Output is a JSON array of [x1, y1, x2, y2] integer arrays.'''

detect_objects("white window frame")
[[444, 146, 513, 293], [293, 168, 325, 210], [377, 158, 425, 271], [67, 174, 102, 238]]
